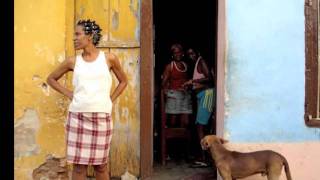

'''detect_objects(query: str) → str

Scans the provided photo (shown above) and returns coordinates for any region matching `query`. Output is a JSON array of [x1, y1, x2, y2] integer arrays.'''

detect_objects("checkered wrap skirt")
[[66, 112, 113, 165]]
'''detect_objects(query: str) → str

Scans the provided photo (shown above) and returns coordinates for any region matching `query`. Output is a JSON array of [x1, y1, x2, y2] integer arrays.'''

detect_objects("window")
[[305, 0, 320, 127]]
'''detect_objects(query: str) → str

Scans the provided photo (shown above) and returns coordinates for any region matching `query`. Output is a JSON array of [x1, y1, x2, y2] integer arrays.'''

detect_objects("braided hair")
[[77, 19, 102, 46]]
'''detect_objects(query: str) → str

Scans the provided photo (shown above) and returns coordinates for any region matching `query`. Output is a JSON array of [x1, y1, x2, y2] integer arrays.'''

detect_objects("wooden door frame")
[[140, 0, 154, 178], [140, 0, 226, 178]]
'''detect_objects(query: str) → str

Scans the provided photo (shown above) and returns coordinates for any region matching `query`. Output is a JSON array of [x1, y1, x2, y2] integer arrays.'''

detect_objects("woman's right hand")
[[182, 79, 193, 88]]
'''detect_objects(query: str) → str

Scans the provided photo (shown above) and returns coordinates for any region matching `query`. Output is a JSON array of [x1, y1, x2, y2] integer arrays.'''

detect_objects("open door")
[[152, 0, 218, 166], [140, 0, 226, 178]]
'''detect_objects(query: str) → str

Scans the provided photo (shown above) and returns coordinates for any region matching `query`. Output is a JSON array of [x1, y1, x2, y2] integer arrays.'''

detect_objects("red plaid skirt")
[[66, 112, 113, 165]]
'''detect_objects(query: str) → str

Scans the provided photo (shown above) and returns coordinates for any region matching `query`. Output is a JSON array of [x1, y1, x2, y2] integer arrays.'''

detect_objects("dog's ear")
[[219, 138, 229, 144]]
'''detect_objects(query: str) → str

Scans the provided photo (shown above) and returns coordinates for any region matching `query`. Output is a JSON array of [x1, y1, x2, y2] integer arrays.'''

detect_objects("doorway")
[[152, 0, 218, 165], [140, 0, 226, 178]]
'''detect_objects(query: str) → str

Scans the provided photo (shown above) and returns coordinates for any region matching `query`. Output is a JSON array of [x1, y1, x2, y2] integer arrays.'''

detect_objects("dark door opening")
[[152, 0, 218, 166]]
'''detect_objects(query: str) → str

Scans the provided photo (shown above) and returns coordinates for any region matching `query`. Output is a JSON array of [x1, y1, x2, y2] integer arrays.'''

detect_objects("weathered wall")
[[15, 0, 141, 179], [14, 0, 67, 179], [225, 0, 320, 179]]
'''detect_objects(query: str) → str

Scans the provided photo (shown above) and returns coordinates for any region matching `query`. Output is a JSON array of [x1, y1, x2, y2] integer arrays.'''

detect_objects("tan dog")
[[201, 135, 292, 180]]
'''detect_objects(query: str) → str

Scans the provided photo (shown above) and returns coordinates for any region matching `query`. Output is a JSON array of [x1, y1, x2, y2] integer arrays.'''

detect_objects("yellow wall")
[[14, 0, 68, 179], [15, 0, 140, 179]]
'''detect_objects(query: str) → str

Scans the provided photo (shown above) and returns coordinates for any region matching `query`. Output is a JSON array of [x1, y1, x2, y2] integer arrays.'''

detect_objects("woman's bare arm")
[[108, 53, 128, 102], [161, 63, 171, 90], [46, 57, 75, 100]]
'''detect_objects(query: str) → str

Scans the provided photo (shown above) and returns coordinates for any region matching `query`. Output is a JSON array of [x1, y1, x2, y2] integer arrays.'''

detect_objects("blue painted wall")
[[225, 0, 320, 142]]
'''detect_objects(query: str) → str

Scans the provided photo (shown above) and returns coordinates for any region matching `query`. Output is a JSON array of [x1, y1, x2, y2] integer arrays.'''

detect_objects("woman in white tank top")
[[47, 19, 127, 180]]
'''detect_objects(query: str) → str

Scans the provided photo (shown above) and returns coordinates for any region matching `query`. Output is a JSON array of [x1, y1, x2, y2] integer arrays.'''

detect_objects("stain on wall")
[[112, 11, 120, 30], [14, 109, 40, 158]]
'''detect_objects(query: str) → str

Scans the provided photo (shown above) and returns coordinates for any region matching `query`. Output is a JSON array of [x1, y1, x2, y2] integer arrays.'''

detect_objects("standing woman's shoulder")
[[104, 52, 119, 69], [60, 56, 76, 71], [66, 56, 76, 68]]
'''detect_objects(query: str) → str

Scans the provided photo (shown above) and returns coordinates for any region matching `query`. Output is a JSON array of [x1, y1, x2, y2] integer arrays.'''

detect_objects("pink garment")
[[192, 57, 205, 80]]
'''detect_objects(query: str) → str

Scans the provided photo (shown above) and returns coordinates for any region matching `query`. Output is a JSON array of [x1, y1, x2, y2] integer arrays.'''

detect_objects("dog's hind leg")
[[267, 166, 282, 180], [267, 175, 280, 180]]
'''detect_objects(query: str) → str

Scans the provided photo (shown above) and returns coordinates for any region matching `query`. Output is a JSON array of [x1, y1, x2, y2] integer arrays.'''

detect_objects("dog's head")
[[200, 135, 229, 150]]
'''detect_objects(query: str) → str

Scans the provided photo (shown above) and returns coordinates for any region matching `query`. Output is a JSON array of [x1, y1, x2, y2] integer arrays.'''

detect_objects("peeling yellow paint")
[[110, 0, 140, 42], [109, 49, 140, 176], [16, 0, 141, 179]]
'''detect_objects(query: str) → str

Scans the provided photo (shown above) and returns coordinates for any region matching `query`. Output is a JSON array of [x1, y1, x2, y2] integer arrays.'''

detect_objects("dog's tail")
[[281, 155, 292, 180]]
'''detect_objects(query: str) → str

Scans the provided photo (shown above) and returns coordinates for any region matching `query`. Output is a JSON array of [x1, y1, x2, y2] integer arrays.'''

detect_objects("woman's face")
[[187, 49, 197, 62], [73, 25, 92, 50], [172, 47, 184, 61]]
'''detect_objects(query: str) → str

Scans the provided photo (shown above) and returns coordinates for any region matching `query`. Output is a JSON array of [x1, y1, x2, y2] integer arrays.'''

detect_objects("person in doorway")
[[47, 19, 127, 180], [183, 48, 215, 167], [161, 43, 193, 128]]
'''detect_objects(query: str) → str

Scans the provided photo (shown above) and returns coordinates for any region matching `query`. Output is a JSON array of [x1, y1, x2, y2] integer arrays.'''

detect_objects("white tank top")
[[68, 51, 113, 113]]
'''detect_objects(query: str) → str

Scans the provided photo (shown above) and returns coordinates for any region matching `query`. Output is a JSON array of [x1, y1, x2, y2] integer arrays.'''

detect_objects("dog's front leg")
[[218, 167, 233, 180], [220, 174, 233, 180]]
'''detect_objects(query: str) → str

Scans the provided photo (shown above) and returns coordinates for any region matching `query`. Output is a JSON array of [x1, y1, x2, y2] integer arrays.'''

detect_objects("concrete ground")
[[35, 154, 216, 180], [87, 161, 216, 180], [147, 161, 216, 180]]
